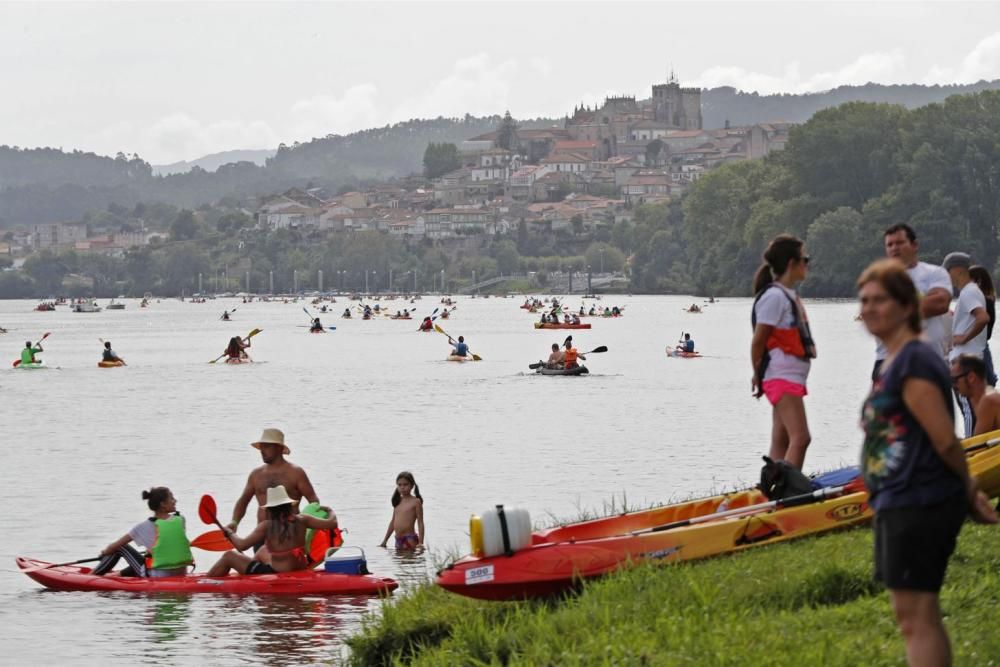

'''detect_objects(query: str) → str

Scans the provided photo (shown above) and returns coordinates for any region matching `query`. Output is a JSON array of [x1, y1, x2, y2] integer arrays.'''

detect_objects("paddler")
[[21, 340, 42, 365], [226, 429, 320, 546], [419, 316, 433, 331], [545, 343, 564, 369], [102, 341, 125, 364], [310, 317, 324, 333], [225, 335, 250, 361], [676, 333, 695, 354], [563, 337, 586, 369], [448, 335, 469, 358], [343, 307, 352, 319], [221, 309, 231, 321], [94, 486, 193, 578]]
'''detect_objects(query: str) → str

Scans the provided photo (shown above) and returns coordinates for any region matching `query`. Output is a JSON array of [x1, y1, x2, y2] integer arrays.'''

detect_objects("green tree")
[[493, 240, 520, 274], [571, 214, 584, 236], [422, 142, 461, 179], [170, 209, 198, 241], [23, 250, 69, 295], [497, 111, 518, 151], [585, 242, 626, 273], [805, 207, 880, 296], [645, 139, 664, 165]]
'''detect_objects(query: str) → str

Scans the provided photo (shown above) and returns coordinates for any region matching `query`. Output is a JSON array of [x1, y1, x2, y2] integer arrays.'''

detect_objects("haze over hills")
[[2, 80, 1000, 226], [151, 149, 276, 176]]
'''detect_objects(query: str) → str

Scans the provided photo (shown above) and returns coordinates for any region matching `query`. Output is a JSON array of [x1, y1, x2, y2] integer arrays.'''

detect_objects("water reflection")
[[145, 594, 191, 644]]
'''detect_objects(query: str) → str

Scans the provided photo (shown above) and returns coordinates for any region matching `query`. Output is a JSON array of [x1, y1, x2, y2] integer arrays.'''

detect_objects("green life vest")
[[20, 347, 38, 365], [150, 515, 194, 570], [302, 502, 328, 559]]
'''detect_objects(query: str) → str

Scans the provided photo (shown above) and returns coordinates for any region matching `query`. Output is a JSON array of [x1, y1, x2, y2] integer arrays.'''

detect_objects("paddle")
[[634, 479, 867, 537], [434, 323, 482, 361], [22, 556, 103, 573], [12, 331, 51, 367], [302, 306, 336, 331], [191, 529, 233, 552], [220, 308, 237, 321], [209, 328, 261, 363], [198, 494, 240, 549]]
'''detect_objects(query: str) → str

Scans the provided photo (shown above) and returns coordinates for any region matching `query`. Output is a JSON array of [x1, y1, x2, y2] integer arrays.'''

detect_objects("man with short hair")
[[951, 355, 1000, 436], [944, 252, 990, 436], [875, 224, 953, 378], [227, 428, 319, 533]]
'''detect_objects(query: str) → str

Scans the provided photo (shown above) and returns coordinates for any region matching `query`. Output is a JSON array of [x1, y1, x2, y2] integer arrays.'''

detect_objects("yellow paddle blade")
[[472, 354, 482, 361], [246, 328, 262, 339], [433, 324, 446, 335]]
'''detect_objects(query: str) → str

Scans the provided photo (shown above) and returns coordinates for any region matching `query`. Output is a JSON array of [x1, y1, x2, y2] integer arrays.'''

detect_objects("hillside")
[[151, 149, 276, 175]]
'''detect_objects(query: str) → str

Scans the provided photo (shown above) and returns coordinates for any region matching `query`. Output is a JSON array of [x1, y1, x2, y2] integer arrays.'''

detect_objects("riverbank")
[[347, 523, 1000, 665]]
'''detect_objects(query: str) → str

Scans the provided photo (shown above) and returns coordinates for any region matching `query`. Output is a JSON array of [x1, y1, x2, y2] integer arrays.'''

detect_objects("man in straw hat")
[[226, 428, 319, 538]]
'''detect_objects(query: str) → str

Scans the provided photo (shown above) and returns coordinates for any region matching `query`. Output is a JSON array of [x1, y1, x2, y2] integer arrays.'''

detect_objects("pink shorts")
[[762, 379, 808, 406]]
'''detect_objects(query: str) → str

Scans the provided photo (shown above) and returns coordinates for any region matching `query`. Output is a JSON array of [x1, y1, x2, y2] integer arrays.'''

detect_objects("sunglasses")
[[800, 255, 811, 265], [951, 373, 968, 385]]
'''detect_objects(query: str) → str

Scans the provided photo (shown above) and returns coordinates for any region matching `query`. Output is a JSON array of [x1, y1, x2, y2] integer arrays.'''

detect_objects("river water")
[[0, 294, 880, 664]]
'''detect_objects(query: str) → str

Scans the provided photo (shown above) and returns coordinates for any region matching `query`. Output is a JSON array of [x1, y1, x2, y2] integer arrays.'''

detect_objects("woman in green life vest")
[[21, 341, 42, 365], [96, 487, 194, 578]]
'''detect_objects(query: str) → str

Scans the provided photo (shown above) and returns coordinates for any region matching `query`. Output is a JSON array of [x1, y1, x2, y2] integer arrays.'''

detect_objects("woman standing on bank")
[[750, 234, 816, 470], [857, 259, 996, 666]]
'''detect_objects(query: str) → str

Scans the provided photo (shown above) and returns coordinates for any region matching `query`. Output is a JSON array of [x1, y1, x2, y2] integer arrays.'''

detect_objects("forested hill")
[[3, 81, 1000, 226], [700, 80, 1000, 127]]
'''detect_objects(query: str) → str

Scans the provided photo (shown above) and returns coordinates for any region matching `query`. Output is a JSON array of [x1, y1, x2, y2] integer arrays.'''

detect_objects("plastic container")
[[469, 505, 531, 558], [324, 546, 366, 574]]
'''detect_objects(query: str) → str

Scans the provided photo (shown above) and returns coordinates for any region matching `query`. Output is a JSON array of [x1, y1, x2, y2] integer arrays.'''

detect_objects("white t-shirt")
[[753, 283, 811, 385], [950, 281, 987, 360], [129, 518, 159, 548], [875, 261, 953, 360]]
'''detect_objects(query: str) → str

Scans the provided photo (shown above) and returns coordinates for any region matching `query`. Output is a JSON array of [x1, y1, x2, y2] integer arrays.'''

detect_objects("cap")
[[943, 252, 971, 271]]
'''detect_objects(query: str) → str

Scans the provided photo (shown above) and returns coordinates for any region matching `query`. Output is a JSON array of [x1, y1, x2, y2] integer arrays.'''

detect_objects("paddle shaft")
[[23, 556, 103, 573]]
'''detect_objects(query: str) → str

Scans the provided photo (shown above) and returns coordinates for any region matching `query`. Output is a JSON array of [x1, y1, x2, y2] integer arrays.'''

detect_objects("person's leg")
[[769, 407, 790, 462], [890, 589, 952, 667], [773, 394, 810, 469], [207, 551, 252, 577]]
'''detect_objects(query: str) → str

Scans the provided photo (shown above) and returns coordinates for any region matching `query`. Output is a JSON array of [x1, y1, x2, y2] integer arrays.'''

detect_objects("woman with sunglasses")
[[857, 258, 996, 666], [750, 234, 816, 470]]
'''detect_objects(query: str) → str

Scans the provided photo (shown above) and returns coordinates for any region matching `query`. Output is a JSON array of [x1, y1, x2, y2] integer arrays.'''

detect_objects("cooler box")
[[324, 546, 366, 574]]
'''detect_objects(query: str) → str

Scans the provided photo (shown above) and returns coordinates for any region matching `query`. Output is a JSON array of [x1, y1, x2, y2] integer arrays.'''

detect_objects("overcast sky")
[[2, 1, 998, 164]]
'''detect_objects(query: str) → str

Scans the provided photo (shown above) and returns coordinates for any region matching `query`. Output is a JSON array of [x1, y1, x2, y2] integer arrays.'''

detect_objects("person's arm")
[[750, 323, 773, 397], [921, 286, 952, 319], [296, 469, 319, 504], [578, 353, 587, 360], [973, 395, 1000, 436], [954, 307, 989, 345], [300, 508, 338, 531], [415, 499, 425, 545], [379, 516, 394, 547], [228, 474, 256, 530], [101, 533, 133, 556], [224, 521, 265, 552], [902, 376, 997, 523]]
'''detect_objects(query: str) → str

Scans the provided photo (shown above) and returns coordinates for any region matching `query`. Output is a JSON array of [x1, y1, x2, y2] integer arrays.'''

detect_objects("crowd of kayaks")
[[436, 431, 1000, 600]]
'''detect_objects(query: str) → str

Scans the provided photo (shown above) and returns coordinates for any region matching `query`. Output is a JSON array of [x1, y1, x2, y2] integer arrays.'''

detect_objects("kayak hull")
[[16, 557, 398, 596], [436, 438, 1000, 601], [13, 361, 45, 369], [98, 360, 125, 368], [446, 355, 469, 362], [536, 366, 589, 376], [224, 357, 252, 364], [533, 323, 591, 330], [309, 329, 326, 334], [666, 349, 701, 358]]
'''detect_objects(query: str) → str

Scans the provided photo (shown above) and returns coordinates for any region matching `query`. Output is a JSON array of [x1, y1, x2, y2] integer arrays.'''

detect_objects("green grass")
[[346, 525, 1000, 666]]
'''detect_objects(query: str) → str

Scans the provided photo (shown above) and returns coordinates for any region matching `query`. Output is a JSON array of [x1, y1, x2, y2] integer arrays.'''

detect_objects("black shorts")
[[874, 492, 967, 592], [246, 561, 275, 575]]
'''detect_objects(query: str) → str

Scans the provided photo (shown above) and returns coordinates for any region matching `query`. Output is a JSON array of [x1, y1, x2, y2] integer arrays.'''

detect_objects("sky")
[[1, 1, 999, 164]]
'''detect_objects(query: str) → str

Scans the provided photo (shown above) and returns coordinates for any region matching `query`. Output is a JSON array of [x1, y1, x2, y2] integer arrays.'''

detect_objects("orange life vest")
[[564, 348, 578, 364]]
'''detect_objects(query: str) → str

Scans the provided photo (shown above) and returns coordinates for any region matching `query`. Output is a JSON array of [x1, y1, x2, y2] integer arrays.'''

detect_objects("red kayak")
[[16, 556, 398, 595], [533, 323, 591, 330]]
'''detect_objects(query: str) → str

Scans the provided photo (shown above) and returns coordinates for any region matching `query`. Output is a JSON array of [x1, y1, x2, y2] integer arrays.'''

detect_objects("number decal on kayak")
[[826, 502, 867, 521], [465, 564, 494, 585]]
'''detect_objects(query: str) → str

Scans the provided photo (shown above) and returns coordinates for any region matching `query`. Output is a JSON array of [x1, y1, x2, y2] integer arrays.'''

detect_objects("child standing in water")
[[379, 471, 424, 550]]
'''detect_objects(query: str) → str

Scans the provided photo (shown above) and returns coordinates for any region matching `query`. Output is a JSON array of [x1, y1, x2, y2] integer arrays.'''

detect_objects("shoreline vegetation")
[[346, 523, 1000, 665]]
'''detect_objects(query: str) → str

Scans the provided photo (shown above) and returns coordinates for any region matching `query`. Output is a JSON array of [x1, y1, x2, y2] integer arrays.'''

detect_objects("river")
[[0, 294, 879, 664]]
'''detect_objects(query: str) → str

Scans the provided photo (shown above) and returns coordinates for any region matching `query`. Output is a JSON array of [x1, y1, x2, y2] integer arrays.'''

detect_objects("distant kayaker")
[[589, 306, 597, 316], [221, 310, 231, 321], [563, 338, 586, 370], [676, 333, 695, 354], [225, 335, 250, 361], [612, 306, 621, 316], [211, 485, 338, 576], [343, 308, 352, 319], [21, 340, 42, 365], [951, 354, 1000, 436], [419, 316, 433, 332], [440, 308, 450, 320], [379, 471, 425, 550], [546, 343, 564, 369], [95, 486, 193, 578], [102, 341, 124, 364], [310, 317, 324, 333], [448, 335, 468, 358], [226, 429, 320, 538]]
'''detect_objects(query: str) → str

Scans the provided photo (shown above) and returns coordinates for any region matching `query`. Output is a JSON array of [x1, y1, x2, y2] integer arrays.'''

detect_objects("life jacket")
[[564, 347, 578, 364], [102, 349, 115, 361], [301, 502, 345, 564], [751, 283, 816, 378], [21, 347, 37, 364], [146, 514, 194, 570]]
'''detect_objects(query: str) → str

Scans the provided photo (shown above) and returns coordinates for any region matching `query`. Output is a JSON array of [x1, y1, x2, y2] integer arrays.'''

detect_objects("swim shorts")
[[762, 378, 808, 406], [246, 561, 276, 575], [394, 533, 419, 549]]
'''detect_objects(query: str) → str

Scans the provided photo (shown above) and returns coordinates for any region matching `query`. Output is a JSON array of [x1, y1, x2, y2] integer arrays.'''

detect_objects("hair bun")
[[141, 490, 151, 500]]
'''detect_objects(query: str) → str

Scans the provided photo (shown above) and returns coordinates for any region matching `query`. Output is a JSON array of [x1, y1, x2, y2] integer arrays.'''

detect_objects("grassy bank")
[[347, 525, 1000, 666]]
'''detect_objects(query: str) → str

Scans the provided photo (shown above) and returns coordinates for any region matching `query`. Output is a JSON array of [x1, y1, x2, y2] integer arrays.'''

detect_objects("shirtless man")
[[226, 428, 319, 534], [546, 343, 564, 369], [951, 355, 1000, 435]]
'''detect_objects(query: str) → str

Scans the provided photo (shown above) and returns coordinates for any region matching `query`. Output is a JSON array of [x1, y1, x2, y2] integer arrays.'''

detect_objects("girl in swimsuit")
[[379, 471, 424, 550], [207, 485, 337, 576]]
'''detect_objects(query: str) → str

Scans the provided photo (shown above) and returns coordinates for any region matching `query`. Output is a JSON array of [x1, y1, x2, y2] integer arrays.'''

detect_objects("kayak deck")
[[16, 557, 398, 595], [536, 365, 589, 376], [533, 323, 591, 329]]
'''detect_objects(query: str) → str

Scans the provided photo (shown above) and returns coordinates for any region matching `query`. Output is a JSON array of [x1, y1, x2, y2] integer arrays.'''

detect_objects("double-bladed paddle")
[[12, 331, 51, 367], [198, 494, 240, 549], [21, 556, 103, 574], [434, 323, 482, 361], [528, 345, 607, 369], [302, 306, 336, 331]]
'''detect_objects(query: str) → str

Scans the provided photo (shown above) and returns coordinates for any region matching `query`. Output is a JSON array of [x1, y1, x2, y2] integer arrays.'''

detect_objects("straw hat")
[[263, 485, 294, 508], [251, 428, 290, 455]]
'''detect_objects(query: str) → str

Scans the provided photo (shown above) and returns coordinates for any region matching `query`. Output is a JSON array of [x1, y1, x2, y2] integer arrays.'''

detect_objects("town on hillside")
[[3, 75, 790, 259]]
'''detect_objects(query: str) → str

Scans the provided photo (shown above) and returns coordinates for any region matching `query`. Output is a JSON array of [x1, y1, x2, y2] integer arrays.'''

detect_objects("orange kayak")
[[98, 360, 125, 368], [533, 323, 591, 330], [437, 433, 1000, 601]]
